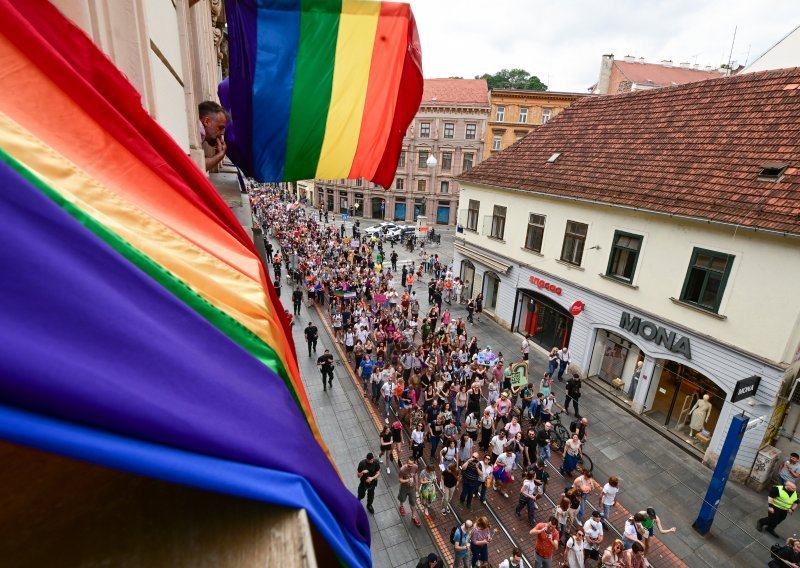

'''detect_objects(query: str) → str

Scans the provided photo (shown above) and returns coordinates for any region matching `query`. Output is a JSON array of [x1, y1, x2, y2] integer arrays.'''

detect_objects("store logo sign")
[[529, 275, 562, 295], [619, 312, 692, 360]]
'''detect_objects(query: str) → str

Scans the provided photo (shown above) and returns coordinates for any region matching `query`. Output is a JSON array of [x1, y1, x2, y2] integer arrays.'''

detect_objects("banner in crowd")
[[0, 2, 369, 566]]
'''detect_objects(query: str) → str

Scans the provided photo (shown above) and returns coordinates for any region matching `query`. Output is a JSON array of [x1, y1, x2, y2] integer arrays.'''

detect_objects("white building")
[[742, 25, 800, 74], [455, 68, 800, 481]]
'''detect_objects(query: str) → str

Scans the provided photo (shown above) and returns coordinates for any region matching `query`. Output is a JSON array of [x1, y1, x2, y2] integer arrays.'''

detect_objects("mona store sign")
[[619, 311, 692, 360]]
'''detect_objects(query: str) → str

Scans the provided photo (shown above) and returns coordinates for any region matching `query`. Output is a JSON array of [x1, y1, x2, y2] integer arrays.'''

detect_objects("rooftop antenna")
[[726, 25, 737, 74], [743, 44, 752, 67]]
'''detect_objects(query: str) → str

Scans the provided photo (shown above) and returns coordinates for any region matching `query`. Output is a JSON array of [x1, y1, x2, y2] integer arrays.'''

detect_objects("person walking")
[[521, 335, 530, 361], [514, 471, 540, 526], [557, 346, 571, 381], [777, 452, 800, 484], [466, 298, 475, 323], [758, 480, 798, 537], [397, 456, 421, 527], [498, 547, 523, 568], [564, 373, 582, 416], [453, 519, 473, 568], [292, 286, 303, 315], [317, 348, 334, 391], [475, 292, 483, 322], [470, 516, 492, 567], [304, 321, 318, 357], [601, 540, 625, 568], [560, 434, 583, 478], [441, 463, 459, 515], [600, 476, 620, 521], [459, 452, 482, 511], [410, 422, 426, 461], [530, 516, 559, 568], [356, 452, 381, 514], [418, 463, 438, 517], [379, 425, 393, 474], [564, 528, 585, 568]]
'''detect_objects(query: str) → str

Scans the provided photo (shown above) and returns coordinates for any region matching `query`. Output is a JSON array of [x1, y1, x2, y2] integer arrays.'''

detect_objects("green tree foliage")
[[476, 68, 547, 91]]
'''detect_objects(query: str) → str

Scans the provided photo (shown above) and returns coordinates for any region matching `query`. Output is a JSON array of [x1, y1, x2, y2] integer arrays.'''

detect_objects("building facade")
[[456, 69, 800, 481], [485, 90, 589, 159], [312, 78, 490, 225], [593, 54, 724, 94]]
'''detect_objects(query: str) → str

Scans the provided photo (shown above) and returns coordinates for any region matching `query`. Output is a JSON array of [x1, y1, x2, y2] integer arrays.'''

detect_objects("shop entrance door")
[[460, 261, 475, 300], [483, 272, 500, 310], [514, 291, 573, 351]]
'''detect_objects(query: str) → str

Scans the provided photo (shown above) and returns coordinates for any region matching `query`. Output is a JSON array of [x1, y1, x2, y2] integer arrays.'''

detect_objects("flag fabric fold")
[[224, 0, 423, 188], [0, 1, 370, 566]]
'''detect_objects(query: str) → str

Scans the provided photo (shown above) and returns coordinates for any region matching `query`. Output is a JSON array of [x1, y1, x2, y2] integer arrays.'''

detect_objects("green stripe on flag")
[[284, 0, 341, 180]]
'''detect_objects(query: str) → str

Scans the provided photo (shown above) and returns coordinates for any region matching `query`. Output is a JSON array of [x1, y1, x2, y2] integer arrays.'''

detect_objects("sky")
[[407, 0, 799, 92]]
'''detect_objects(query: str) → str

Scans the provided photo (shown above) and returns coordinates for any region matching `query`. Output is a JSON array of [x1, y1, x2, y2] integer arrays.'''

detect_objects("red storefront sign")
[[570, 301, 585, 316], [529, 275, 562, 295]]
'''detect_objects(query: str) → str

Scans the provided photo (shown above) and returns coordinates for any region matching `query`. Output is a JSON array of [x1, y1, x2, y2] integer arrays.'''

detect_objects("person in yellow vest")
[[758, 481, 798, 538]]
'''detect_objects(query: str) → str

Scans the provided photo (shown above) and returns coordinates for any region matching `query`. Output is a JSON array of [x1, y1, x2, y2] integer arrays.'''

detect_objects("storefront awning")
[[455, 241, 513, 274]]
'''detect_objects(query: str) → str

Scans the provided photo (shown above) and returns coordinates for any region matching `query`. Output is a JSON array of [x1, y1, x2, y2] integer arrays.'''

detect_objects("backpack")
[[449, 526, 459, 544]]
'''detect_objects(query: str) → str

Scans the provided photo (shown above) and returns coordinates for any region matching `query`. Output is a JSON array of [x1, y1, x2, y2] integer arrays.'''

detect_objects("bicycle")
[[549, 412, 593, 472]]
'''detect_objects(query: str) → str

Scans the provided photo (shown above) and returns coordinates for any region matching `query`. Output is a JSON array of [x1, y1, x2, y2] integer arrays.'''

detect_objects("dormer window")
[[547, 152, 561, 164], [758, 163, 788, 181]]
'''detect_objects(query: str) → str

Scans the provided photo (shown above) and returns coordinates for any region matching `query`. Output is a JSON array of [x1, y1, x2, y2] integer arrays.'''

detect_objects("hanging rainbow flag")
[[224, 0, 423, 188], [0, 2, 369, 566]]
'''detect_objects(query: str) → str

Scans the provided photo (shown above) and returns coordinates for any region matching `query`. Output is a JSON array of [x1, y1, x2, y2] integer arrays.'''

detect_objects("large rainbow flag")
[[224, 0, 423, 188], [0, 1, 369, 566]]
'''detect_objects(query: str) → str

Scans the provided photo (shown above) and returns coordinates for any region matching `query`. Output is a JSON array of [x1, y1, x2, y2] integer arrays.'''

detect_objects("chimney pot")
[[623, 55, 635, 63], [679, 62, 690, 69], [661, 60, 673, 67]]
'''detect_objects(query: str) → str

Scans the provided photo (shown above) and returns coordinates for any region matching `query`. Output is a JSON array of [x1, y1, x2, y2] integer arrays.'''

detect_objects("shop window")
[[466, 199, 480, 231], [680, 248, 734, 313], [465, 123, 477, 140], [490, 205, 507, 240], [606, 231, 642, 282], [441, 152, 452, 171], [444, 122, 454, 139], [560, 221, 588, 265], [524, 213, 546, 253]]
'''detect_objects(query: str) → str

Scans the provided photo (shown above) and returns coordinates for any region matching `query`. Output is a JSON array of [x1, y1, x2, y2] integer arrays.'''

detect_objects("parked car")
[[364, 222, 397, 236]]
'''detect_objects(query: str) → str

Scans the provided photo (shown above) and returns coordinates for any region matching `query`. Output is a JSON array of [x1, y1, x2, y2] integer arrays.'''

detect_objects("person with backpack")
[[452, 519, 473, 568], [498, 547, 523, 568]]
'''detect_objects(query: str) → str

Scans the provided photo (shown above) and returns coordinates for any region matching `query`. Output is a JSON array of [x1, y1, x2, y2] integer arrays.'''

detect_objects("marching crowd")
[[253, 186, 800, 568]]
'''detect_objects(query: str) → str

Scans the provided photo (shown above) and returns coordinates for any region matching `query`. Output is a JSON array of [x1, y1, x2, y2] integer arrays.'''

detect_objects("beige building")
[[457, 68, 800, 482], [313, 78, 490, 225], [485, 89, 589, 159]]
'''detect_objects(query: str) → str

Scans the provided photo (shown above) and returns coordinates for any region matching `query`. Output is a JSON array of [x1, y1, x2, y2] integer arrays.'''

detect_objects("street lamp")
[[426, 154, 438, 168]]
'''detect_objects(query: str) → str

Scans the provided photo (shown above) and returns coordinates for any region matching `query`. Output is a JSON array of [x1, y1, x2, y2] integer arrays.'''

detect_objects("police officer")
[[317, 348, 334, 391], [304, 321, 318, 357], [758, 480, 798, 537]]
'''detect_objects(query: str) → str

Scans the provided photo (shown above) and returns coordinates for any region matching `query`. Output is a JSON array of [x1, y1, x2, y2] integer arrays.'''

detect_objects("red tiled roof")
[[459, 68, 800, 236], [422, 78, 489, 106], [615, 60, 723, 87]]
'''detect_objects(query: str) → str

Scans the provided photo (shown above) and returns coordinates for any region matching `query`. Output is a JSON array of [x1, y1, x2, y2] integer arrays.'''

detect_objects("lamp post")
[[426, 154, 438, 168]]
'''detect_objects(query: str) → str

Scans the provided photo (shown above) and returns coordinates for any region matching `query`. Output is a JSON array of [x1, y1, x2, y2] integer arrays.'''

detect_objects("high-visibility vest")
[[773, 486, 798, 510]]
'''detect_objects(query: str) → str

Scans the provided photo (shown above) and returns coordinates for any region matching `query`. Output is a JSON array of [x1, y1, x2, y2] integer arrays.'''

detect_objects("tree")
[[476, 68, 547, 91]]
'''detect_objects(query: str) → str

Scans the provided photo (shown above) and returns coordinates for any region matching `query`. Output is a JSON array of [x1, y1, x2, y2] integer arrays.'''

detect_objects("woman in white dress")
[[565, 528, 585, 568]]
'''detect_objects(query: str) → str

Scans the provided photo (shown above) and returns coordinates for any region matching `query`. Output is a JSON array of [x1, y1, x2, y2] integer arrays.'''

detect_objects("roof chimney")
[[638, 57, 645, 64], [679, 62, 690, 69], [661, 60, 673, 67], [623, 55, 635, 63], [704, 65, 713, 72], [693, 63, 700, 70], [596, 54, 614, 95]]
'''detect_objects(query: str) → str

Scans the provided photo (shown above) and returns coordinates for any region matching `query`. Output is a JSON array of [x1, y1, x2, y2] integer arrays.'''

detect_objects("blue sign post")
[[693, 413, 749, 535]]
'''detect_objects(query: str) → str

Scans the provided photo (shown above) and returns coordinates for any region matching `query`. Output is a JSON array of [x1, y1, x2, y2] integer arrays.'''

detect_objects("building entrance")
[[513, 290, 573, 351]]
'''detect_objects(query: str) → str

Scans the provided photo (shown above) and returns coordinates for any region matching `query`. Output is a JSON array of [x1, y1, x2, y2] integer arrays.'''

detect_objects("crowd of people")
[[252, 186, 679, 568]]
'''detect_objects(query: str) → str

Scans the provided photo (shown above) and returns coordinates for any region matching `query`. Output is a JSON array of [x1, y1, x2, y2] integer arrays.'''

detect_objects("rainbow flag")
[[0, 2, 368, 566], [224, 0, 423, 188]]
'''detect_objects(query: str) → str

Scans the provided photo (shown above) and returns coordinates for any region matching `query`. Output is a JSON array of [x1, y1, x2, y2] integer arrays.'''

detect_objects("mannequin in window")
[[688, 394, 712, 437], [628, 360, 643, 399]]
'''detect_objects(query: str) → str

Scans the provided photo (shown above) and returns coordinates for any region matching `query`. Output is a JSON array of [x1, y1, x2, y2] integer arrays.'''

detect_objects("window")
[[519, 107, 528, 123], [463, 153, 474, 172], [496, 106, 505, 122], [758, 163, 788, 181], [398, 151, 406, 168], [606, 231, 642, 282], [466, 199, 480, 231], [516, 134, 525, 142], [441, 152, 452, 171], [492, 135, 502, 151], [560, 220, 588, 265], [395, 178, 404, 190], [541, 108, 552, 124], [418, 150, 429, 168], [355, 177, 362, 187], [524, 214, 546, 253], [465, 123, 476, 140], [440, 181, 449, 194], [490, 205, 507, 240], [417, 179, 427, 192], [680, 248, 734, 312], [419, 122, 431, 137], [444, 122, 455, 139]]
